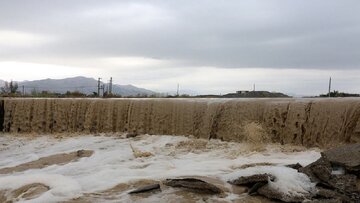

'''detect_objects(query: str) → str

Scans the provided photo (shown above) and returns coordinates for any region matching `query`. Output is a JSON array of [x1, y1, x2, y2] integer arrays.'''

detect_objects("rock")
[[328, 174, 358, 192], [128, 184, 161, 194], [126, 133, 138, 138], [299, 156, 332, 183], [76, 149, 93, 157], [312, 171, 360, 202], [163, 178, 223, 194], [228, 174, 277, 195], [312, 165, 332, 183], [298, 144, 360, 203], [314, 187, 352, 203], [248, 182, 267, 195], [286, 163, 303, 170], [257, 184, 311, 202], [228, 174, 275, 186], [347, 192, 360, 202], [323, 143, 360, 176], [306, 199, 342, 203]]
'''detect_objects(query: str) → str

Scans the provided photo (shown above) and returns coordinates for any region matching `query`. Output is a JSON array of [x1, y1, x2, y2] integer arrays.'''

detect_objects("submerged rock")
[[228, 173, 275, 186], [163, 178, 223, 194], [0, 183, 50, 202], [0, 150, 94, 174], [126, 133, 139, 138], [128, 184, 161, 194], [248, 182, 268, 195], [76, 149, 93, 157], [228, 173, 275, 195], [286, 163, 303, 170], [13, 183, 50, 200]]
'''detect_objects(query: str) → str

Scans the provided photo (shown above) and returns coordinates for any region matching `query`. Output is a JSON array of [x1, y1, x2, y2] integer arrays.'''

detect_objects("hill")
[[223, 91, 289, 98], [11, 76, 154, 96], [197, 91, 290, 98]]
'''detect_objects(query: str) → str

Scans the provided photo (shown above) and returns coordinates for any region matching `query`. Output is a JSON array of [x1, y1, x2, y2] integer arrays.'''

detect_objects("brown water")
[[2, 98, 360, 147]]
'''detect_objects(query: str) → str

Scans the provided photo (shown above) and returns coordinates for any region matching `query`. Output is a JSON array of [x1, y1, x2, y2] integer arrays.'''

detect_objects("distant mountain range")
[[1, 76, 155, 96]]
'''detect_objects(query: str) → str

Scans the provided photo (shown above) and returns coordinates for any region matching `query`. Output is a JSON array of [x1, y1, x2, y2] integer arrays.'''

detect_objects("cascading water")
[[1, 98, 360, 147]]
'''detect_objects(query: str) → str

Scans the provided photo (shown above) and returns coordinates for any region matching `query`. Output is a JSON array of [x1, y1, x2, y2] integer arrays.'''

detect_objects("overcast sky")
[[0, 0, 359, 95]]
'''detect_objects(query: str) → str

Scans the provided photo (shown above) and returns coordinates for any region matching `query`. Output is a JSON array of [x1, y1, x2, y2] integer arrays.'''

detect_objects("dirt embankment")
[[1, 98, 360, 148]]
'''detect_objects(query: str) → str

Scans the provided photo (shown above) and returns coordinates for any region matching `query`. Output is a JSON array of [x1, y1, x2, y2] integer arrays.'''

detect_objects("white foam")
[[224, 166, 316, 198], [0, 134, 320, 202], [0, 174, 81, 202]]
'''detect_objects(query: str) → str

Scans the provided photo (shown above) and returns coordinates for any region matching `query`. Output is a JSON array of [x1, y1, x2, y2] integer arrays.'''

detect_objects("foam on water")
[[0, 174, 81, 202], [224, 166, 316, 198], [0, 134, 321, 202]]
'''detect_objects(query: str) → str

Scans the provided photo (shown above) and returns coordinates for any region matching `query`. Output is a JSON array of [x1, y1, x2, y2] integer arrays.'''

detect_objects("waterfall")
[[2, 98, 360, 147]]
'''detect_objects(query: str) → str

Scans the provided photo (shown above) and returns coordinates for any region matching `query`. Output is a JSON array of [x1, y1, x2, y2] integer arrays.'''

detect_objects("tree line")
[[1, 81, 19, 96]]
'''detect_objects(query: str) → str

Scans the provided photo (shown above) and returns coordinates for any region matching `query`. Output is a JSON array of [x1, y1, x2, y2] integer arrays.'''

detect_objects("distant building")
[[236, 90, 249, 94]]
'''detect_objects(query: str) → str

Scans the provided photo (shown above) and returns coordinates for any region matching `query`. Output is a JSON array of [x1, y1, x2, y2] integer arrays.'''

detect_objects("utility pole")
[[176, 83, 179, 96], [97, 78, 101, 97], [328, 77, 332, 98], [253, 83, 256, 92], [109, 77, 113, 95], [102, 84, 105, 97], [22, 85, 25, 96]]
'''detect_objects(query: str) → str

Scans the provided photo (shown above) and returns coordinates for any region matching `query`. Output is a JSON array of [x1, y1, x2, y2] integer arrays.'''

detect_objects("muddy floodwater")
[[0, 98, 359, 202], [0, 134, 320, 202], [1, 98, 360, 148]]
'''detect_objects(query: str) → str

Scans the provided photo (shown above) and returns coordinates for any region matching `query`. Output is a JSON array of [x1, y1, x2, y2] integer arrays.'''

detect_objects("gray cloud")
[[0, 0, 360, 95], [1, 0, 359, 69]]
